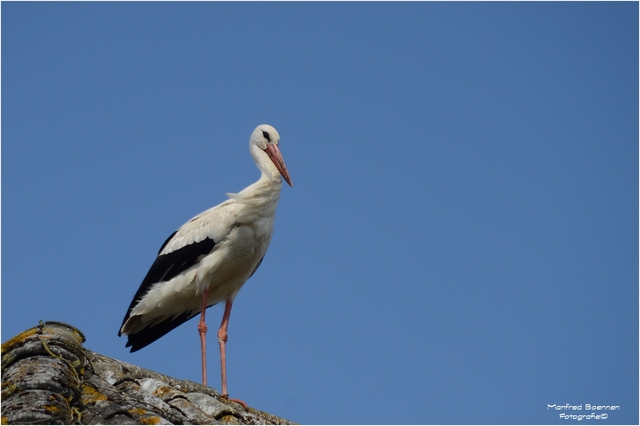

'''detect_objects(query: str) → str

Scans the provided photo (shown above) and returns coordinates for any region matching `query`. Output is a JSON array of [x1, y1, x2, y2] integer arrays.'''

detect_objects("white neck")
[[226, 145, 283, 217], [251, 142, 283, 185]]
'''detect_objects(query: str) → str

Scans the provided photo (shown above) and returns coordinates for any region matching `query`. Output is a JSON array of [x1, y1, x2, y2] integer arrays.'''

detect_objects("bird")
[[119, 124, 292, 400]]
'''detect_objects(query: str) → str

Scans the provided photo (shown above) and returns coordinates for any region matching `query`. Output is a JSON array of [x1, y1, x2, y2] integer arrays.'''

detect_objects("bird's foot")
[[221, 395, 249, 410]]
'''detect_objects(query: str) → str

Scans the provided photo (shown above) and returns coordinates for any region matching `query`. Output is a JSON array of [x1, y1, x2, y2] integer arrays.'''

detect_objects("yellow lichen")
[[151, 385, 174, 398], [1, 328, 38, 354], [130, 409, 164, 425], [1, 381, 20, 400], [220, 414, 241, 424], [139, 416, 163, 425], [71, 328, 86, 344], [42, 404, 60, 414], [81, 384, 108, 404]]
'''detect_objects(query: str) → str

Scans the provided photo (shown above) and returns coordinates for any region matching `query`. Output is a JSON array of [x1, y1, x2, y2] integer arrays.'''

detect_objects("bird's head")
[[250, 124, 293, 187]]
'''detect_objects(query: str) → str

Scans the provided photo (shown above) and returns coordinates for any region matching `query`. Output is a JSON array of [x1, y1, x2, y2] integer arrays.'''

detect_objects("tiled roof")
[[1, 321, 295, 425]]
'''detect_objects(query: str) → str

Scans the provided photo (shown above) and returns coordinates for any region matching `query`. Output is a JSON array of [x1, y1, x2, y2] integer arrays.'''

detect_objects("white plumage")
[[119, 124, 292, 400]]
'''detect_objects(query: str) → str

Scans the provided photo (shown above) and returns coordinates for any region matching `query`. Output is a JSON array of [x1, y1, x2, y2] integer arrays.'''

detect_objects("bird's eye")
[[262, 131, 271, 142]]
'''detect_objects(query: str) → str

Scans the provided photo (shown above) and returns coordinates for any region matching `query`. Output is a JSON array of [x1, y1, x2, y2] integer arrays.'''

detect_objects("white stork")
[[119, 124, 292, 401]]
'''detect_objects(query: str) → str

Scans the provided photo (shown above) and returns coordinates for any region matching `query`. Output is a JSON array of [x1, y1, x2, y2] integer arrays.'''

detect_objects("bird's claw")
[[221, 395, 249, 410]]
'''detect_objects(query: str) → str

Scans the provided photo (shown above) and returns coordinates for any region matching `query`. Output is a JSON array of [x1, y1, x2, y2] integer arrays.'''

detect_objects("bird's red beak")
[[265, 144, 293, 187]]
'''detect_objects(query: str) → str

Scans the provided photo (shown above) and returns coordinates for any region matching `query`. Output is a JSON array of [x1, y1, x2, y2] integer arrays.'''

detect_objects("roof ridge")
[[2, 321, 296, 425]]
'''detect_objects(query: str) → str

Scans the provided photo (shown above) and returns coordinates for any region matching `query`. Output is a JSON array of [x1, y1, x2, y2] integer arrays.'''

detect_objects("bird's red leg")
[[198, 289, 209, 387], [218, 299, 248, 409], [218, 299, 232, 396]]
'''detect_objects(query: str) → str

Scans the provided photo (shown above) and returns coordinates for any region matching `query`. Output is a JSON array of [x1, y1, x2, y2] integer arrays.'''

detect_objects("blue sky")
[[2, 2, 638, 424]]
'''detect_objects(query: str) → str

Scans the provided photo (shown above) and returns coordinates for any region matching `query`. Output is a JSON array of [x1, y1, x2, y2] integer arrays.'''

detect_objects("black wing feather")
[[119, 233, 216, 349], [146, 236, 216, 284], [250, 257, 264, 278], [125, 311, 199, 352]]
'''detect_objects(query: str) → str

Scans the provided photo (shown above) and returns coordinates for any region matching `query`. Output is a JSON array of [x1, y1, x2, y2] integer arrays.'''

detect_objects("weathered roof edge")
[[1, 321, 296, 425]]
